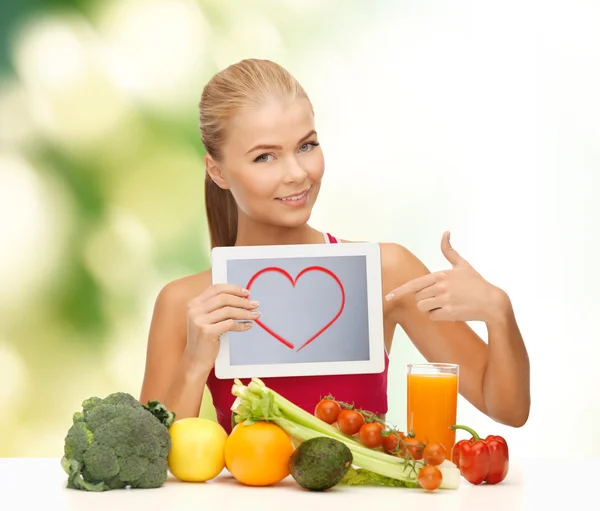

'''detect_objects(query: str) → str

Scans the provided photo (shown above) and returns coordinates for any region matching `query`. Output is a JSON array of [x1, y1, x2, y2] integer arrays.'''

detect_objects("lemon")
[[168, 417, 228, 482]]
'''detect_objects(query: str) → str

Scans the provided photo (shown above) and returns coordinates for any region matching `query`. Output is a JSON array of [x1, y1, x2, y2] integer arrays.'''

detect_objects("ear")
[[205, 153, 230, 190]]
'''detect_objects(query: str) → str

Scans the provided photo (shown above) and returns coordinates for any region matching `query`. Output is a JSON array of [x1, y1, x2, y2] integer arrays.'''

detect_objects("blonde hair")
[[199, 59, 312, 248]]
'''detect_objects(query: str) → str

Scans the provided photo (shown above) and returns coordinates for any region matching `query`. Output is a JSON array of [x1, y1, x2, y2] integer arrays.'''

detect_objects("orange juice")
[[407, 370, 458, 459]]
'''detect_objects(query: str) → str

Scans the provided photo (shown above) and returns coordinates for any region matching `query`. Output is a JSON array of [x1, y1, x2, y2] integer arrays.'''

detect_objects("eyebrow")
[[246, 130, 317, 154]]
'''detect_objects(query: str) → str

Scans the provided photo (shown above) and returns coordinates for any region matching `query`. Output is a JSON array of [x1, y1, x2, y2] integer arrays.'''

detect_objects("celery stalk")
[[249, 378, 365, 447], [230, 378, 460, 490]]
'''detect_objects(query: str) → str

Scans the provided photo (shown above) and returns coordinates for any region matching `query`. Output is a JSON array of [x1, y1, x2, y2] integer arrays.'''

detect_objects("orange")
[[224, 421, 294, 486]]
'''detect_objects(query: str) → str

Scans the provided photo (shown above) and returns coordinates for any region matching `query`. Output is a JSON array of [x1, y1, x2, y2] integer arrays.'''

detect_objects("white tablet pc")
[[211, 242, 385, 379]]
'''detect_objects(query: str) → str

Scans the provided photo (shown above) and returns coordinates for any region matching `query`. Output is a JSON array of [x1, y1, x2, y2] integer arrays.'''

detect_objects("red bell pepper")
[[450, 424, 509, 485]]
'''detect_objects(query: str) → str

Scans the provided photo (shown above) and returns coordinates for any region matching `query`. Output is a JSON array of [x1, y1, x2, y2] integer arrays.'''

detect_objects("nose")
[[282, 157, 308, 184]]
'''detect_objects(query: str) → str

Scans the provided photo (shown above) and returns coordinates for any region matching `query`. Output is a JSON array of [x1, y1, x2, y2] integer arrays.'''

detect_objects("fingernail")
[[249, 300, 260, 307], [243, 322, 253, 328], [385, 293, 394, 301], [242, 288, 250, 294], [251, 311, 261, 317]]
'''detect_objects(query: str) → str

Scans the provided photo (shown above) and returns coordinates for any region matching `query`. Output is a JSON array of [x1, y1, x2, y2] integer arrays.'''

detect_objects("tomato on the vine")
[[382, 432, 398, 454], [314, 399, 342, 424], [382, 430, 406, 454], [358, 422, 385, 448], [423, 442, 446, 466], [400, 438, 425, 460], [418, 465, 442, 491], [336, 410, 365, 435]]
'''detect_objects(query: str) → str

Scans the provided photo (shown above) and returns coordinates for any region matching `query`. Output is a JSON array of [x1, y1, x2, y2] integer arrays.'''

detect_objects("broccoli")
[[61, 392, 176, 491]]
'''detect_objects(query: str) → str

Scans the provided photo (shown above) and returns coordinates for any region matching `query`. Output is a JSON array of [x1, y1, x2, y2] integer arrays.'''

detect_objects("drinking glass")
[[407, 363, 459, 459]]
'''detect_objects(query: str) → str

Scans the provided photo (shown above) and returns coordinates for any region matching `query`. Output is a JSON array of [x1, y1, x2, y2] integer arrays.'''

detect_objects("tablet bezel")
[[211, 242, 385, 379]]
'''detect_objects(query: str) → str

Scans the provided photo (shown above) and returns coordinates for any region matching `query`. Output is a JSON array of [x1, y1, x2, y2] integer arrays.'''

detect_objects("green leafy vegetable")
[[341, 467, 419, 487], [61, 392, 176, 491]]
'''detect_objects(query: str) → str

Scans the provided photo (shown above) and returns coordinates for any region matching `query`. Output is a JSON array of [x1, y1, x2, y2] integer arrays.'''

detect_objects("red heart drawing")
[[245, 266, 346, 352]]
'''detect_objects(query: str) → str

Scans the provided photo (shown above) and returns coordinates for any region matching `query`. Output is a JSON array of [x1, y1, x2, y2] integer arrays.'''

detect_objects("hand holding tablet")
[[184, 283, 261, 372], [211, 242, 385, 379]]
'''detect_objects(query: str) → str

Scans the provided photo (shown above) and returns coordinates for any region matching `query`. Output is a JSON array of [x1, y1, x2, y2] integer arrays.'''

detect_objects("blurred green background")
[[0, 0, 375, 457], [5, 0, 599, 461], [7, 0, 600, 464]]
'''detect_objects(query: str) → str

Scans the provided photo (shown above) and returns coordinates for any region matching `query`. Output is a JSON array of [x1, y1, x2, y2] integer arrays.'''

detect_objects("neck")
[[234, 213, 324, 246]]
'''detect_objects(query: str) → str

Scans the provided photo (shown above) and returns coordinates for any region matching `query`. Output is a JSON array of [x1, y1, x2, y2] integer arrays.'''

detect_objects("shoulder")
[[339, 238, 430, 293], [155, 269, 213, 313], [378, 243, 431, 298], [380, 242, 429, 282]]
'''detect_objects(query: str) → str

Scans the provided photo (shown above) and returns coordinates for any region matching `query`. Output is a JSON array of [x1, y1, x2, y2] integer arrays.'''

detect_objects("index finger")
[[190, 283, 250, 307], [385, 273, 437, 301]]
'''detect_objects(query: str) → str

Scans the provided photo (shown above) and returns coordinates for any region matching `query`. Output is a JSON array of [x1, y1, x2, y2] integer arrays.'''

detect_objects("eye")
[[299, 141, 320, 152], [254, 153, 274, 163]]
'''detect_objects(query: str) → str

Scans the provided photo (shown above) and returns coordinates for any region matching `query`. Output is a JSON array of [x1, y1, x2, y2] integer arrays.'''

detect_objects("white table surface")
[[3, 457, 597, 510]]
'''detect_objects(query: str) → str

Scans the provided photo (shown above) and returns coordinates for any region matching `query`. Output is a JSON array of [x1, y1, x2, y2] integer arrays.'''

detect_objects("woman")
[[139, 59, 530, 434]]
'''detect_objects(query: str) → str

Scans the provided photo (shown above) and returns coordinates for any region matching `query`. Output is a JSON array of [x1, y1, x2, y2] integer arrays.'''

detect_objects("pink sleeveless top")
[[205, 233, 390, 432]]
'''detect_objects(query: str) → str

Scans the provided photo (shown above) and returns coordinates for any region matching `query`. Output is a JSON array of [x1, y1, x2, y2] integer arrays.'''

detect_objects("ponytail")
[[204, 173, 238, 248]]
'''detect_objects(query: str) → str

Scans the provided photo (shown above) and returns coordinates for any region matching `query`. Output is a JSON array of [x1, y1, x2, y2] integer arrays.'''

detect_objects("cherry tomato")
[[382, 432, 399, 454], [314, 399, 342, 424], [336, 410, 365, 435], [359, 423, 385, 448], [382, 430, 406, 454], [418, 465, 442, 491], [401, 438, 425, 460], [423, 442, 447, 466]]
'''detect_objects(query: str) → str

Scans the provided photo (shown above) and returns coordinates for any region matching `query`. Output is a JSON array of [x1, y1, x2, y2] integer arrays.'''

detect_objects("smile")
[[276, 188, 310, 202]]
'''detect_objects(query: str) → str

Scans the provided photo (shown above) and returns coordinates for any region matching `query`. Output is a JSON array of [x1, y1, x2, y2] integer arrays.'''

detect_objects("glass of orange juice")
[[407, 363, 459, 459]]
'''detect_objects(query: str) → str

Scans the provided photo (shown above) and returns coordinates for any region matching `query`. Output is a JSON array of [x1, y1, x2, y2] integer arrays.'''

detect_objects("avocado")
[[289, 437, 353, 491]]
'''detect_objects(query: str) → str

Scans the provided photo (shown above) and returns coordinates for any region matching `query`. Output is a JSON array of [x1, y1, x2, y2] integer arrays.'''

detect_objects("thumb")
[[441, 231, 465, 266]]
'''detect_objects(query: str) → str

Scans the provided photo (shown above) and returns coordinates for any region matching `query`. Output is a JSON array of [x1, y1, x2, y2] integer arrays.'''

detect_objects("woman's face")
[[208, 97, 324, 228]]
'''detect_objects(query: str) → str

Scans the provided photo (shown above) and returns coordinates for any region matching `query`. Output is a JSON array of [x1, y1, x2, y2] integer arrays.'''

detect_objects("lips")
[[276, 187, 310, 201]]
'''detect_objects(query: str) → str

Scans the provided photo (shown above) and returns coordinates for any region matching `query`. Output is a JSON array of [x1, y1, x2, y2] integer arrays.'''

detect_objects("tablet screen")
[[226, 255, 370, 366]]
